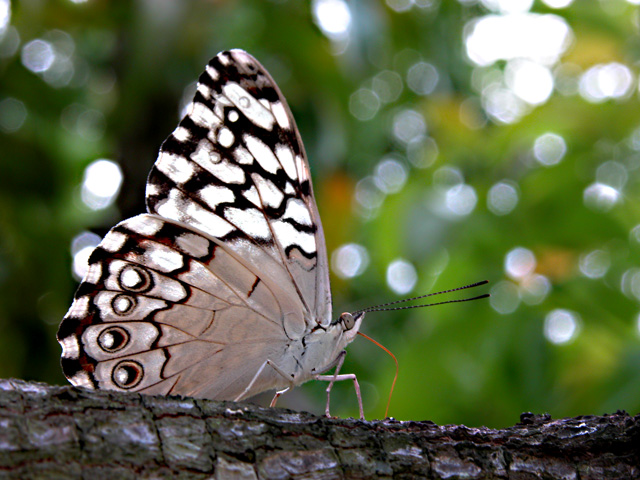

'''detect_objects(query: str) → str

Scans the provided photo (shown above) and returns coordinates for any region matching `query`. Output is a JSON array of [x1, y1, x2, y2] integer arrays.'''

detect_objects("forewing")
[[145, 50, 331, 328]]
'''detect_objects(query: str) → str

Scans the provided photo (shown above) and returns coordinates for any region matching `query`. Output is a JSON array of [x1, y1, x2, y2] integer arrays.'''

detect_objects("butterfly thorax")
[[291, 311, 364, 384]]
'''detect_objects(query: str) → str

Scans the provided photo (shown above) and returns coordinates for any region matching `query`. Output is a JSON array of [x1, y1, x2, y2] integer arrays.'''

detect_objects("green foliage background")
[[1, 0, 640, 427]]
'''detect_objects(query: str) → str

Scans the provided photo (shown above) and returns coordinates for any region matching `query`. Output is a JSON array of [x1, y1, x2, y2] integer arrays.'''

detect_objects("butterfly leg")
[[234, 359, 295, 405], [269, 387, 290, 407], [315, 350, 364, 420]]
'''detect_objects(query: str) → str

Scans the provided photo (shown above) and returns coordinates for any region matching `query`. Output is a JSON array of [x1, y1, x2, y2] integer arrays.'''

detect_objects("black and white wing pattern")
[[57, 50, 357, 402]]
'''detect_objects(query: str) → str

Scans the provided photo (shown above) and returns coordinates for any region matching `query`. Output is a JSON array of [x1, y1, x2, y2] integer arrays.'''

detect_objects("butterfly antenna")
[[357, 331, 398, 419], [362, 294, 490, 313], [353, 280, 489, 314]]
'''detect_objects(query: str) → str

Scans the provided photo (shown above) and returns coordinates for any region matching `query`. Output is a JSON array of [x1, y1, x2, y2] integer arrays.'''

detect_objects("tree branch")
[[0, 379, 637, 479]]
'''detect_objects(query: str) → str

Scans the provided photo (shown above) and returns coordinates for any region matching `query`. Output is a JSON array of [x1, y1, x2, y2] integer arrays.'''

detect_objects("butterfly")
[[58, 49, 368, 418]]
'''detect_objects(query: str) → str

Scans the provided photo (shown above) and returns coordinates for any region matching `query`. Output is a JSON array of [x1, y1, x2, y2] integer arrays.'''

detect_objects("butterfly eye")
[[98, 327, 130, 353], [112, 360, 144, 389], [340, 312, 355, 331]]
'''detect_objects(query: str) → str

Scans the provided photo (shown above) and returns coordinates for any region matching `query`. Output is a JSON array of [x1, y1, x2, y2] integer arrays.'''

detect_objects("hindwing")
[[60, 215, 307, 399]]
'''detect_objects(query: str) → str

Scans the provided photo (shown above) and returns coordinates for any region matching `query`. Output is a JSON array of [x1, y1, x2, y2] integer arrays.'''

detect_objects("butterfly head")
[[335, 311, 365, 342]]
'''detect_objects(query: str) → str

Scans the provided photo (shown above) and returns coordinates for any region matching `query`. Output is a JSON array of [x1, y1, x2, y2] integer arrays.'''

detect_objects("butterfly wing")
[[58, 50, 332, 400], [148, 49, 331, 332]]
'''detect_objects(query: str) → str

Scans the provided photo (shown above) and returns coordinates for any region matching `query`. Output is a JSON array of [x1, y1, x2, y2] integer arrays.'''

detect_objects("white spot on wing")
[[146, 183, 160, 196], [284, 182, 295, 195], [190, 102, 219, 129], [142, 243, 184, 272], [253, 173, 284, 209], [206, 65, 219, 80], [275, 145, 297, 180], [199, 184, 235, 210], [102, 231, 127, 253], [69, 371, 93, 389], [190, 145, 245, 184], [228, 110, 239, 122], [121, 267, 144, 289], [225, 207, 271, 240], [191, 139, 220, 167], [212, 94, 233, 121], [197, 83, 212, 100], [243, 186, 261, 207], [67, 296, 90, 319], [176, 233, 210, 258], [271, 101, 291, 130], [187, 205, 234, 238], [112, 295, 134, 315], [245, 135, 280, 174], [218, 127, 235, 148], [231, 49, 254, 65], [84, 262, 102, 284], [234, 146, 253, 165], [60, 335, 80, 359], [99, 331, 116, 349], [283, 198, 312, 226], [124, 215, 164, 236], [222, 82, 276, 130], [296, 155, 310, 182], [173, 126, 190, 142], [156, 152, 196, 184], [211, 159, 245, 184], [157, 190, 235, 238], [273, 220, 316, 254]]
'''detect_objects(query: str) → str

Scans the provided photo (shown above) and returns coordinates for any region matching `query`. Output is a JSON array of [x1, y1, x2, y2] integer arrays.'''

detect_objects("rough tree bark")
[[0, 379, 637, 479]]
